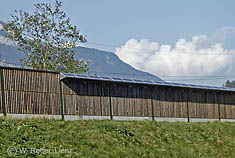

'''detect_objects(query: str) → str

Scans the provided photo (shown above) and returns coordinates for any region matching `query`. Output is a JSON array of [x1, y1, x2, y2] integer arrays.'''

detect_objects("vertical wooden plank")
[[194, 91, 199, 118], [29, 90, 33, 114], [124, 85, 129, 116], [24, 91, 28, 114], [100, 83, 104, 116], [130, 86, 134, 116], [31, 91, 35, 114], [48, 93, 52, 115], [79, 81, 84, 115], [153, 87, 159, 117], [178, 88, 186, 118], [86, 81, 93, 115], [145, 87, 151, 117], [132, 86, 136, 116], [117, 85, 122, 116], [14, 89, 18, 114], [122, 84, 126, 116], [204, 91, 208, 118], [84, 81, 89, 115], [156, 87, 161, 117], [213, 92, 218, 119], [223, 93, 228, 119], [167, 88, 172, 117], [143, 87, 148, 117], [164, 88, 169, 117], [41, 90, 45, 114], [111, 85, 117, 116], [230, 93, 235, 119], [136, 86, 141, 117], [71, 94, 75, 115], [101, 83, 110, 116], [5, 90, 10, 114], [0, 68, 6, 116], [136, 86, 140, 117], [140, 86, 145, 117], [0, 89, 2, 113], [194, 91, 198, 118], [189, 90, 194, 118], [231, 93, 235, 119], [226, 93, 234, 119], [208, 91, 212, 119], [95, 82, 101, 116], [97, 82, 102, 116], [83, 81, 88, 115], [217, 92, 221, 120], [143, 87, 150, 117], [164, 88, 168, 117], [115, 85, 120, 116], [162, 88, 167, 117], [151, 87, 154, 120], [5, 90, 8, 113], [170, 88, 175, 117], [59, 80, 64, 119], [92, 82, 97, 115], [173, 88, 178, 117], [88, 82, 94, 115], [159, 87, 163, 117], [132, 86, 137, 116], [176, 89, 180, 117], [109, 84, 113, 119], [186, 89, 190, 122], [220, 92, 225, 119]]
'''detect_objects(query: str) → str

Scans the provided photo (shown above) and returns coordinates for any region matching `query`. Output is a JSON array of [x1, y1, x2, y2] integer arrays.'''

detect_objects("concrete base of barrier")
[[65, 115, 110, 120], [189, 118, 219, 122], [113, 116, 152, 121], [154, 117, 188, 122], [6, 114, 61, 120], [3, 114, 111, 120], [1, 114, 235, 122], [221, 119, 235, 122]]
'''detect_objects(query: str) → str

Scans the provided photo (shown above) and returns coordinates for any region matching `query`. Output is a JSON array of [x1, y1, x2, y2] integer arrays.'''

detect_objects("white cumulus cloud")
[[115, 34, 235, 80]]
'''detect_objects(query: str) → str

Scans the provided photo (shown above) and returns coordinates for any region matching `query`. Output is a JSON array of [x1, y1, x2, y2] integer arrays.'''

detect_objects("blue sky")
[[1, 0, 235, 86], [1, 0, 235, 50]]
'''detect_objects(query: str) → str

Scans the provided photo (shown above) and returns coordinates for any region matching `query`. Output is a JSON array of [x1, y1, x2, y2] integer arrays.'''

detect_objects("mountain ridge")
[[0, 20, 162, 81]]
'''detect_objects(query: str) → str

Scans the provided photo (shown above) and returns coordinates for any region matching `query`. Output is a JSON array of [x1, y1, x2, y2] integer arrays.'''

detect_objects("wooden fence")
[[1, 67, 235, 120], [0, 67, 61, 115]]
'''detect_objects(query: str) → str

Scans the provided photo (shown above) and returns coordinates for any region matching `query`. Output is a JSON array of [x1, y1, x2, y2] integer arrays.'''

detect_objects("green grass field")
[[1, 117, 235, 158]]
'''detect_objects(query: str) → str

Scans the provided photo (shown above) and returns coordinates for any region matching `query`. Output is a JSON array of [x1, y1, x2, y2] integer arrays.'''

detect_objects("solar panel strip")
[[88, 75, 101, 80], [60, 73, 235, 92], [143, 80, 155, 84], [123, 78, 134, 82], [76, 74, 88, 77], [75, 74, 88, 79], [100, 76, 112, 81], [112, 77, 123, 82]]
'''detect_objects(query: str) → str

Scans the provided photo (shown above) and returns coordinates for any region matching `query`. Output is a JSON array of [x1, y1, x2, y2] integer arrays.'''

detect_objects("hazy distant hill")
[[73, 47, 162, 81], [0, 20, 162, 81], [0, 45, 162, 81]]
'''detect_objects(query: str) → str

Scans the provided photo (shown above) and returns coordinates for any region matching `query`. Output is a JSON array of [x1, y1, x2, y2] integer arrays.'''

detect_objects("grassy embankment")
[[0, 117, 235, 157]]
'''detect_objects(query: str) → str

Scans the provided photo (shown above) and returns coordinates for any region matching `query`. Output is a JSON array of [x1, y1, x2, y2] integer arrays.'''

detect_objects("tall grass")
[[1, 117, 235, 157]]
